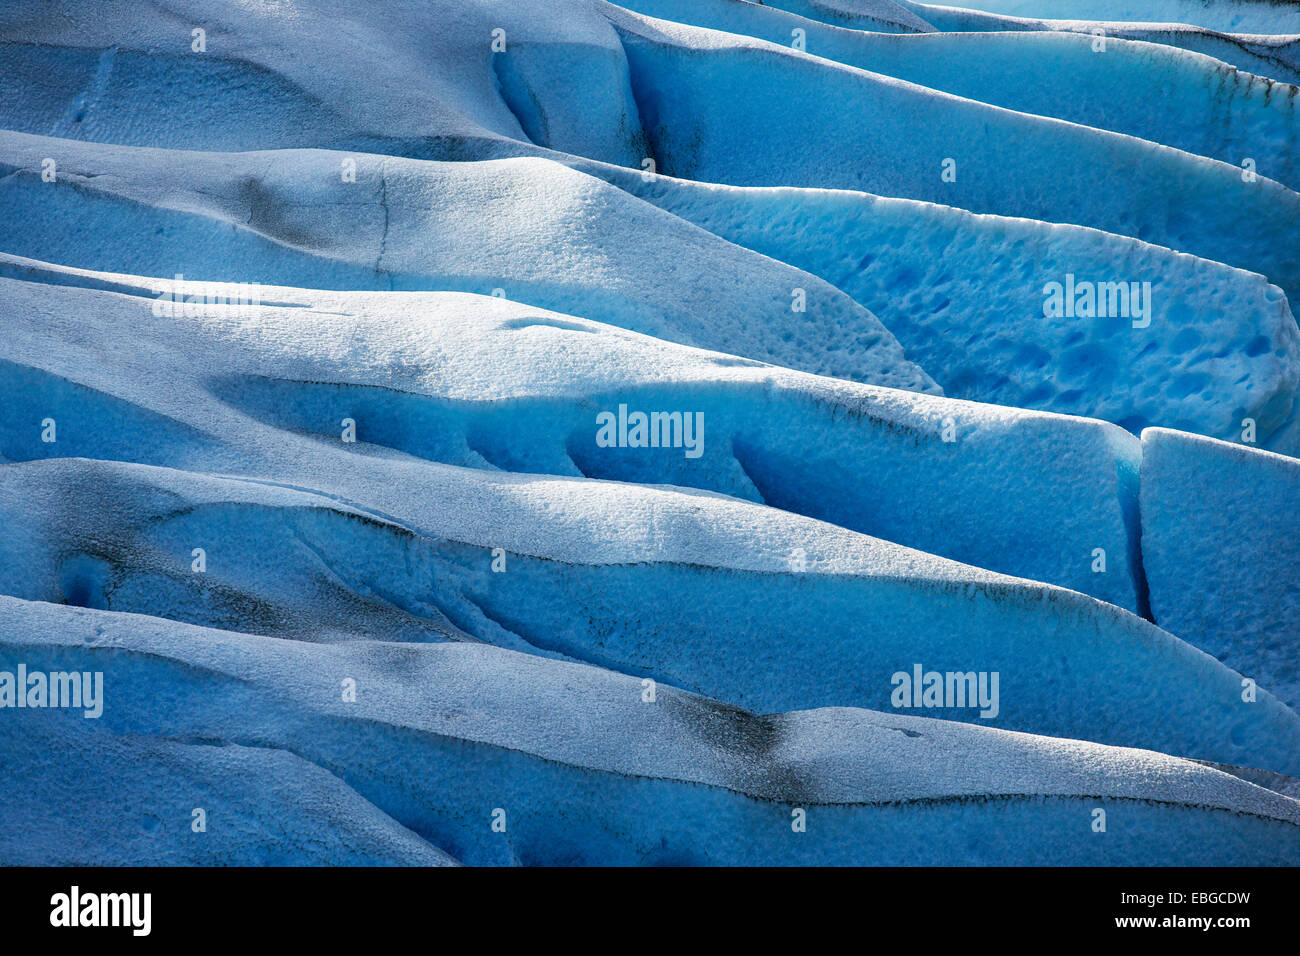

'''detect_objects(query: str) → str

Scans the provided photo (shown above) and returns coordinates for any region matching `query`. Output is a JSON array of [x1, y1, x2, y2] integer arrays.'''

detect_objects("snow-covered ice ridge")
[[0, 0, 1297, 866]]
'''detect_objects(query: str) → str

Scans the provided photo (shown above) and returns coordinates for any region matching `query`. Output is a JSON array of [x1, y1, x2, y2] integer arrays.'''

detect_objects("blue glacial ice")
[[0, 0, 1297, 866], [1141, 427, 1300, 711], [4, 597, 1300, 865]]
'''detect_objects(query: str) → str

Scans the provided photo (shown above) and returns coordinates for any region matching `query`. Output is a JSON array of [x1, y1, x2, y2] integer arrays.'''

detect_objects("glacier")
[[1141, 427, 1300, 711], [0, 0, 1297, 867], [4, 597, 1300, 865]]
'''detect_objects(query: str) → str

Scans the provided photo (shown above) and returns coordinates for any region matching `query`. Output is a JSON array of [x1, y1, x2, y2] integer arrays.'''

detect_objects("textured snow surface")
[[0, 260, 1143, 608], [599, 169, 1300, 440], [901, 3, 1300, 86], [1, 719, 461, 866], [623, 0, 1300, 189], [611, 8, 1300, 305], [3, 597, 1299, 865], [0, 133, 932, 391], [1, 0, 1297, 866], [913, 0, 1300, 35], [1141, 428, 1300, 711]]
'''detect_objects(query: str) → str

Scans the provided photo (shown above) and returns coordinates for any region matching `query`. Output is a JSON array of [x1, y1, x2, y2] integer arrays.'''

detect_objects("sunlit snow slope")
[[0, 0, 1297, 866]]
